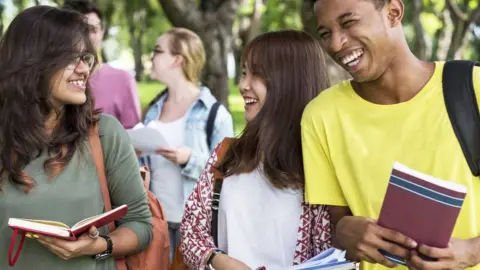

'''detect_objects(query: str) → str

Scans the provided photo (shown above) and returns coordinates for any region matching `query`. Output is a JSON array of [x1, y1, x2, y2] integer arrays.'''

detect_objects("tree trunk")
[[302, 0, 350, 85], [445, 0, 480, 59], [233, 0, 263, 84], [411, 0, 427, 60], [127, 22, 145, 81], [99, 1, 116, 63], [158, 0, 241, 107], [0, 3, 3, 40]]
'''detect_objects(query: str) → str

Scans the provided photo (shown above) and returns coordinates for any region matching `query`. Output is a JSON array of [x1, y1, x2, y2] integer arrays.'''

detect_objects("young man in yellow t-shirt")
[[301, 0, 480, 270]]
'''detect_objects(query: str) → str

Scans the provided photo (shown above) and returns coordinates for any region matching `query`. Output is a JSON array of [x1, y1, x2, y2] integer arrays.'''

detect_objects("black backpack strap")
[[206, 102, 221, 148], [211, 178, 224, 246], [443, 60, 480, 176]]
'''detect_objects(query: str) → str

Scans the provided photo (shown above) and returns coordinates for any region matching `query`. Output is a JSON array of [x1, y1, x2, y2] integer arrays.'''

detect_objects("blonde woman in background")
[[138, 28, 234, 259]]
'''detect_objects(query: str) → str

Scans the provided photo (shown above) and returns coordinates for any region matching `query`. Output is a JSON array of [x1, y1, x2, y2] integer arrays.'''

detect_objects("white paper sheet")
[[127, 122, 169, 153]]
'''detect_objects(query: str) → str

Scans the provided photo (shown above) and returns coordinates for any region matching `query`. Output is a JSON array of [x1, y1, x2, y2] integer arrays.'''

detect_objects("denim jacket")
[[141, 86, 234, 200]]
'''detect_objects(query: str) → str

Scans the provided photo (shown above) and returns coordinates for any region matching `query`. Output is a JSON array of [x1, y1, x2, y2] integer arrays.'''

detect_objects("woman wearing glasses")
[[0, 6, 152, 270], [140, 28, 234, 260]]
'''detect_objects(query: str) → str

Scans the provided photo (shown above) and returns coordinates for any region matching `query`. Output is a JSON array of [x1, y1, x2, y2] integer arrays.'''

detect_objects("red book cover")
[[377, 162, 467, 264], [7, 204, 128, 266]]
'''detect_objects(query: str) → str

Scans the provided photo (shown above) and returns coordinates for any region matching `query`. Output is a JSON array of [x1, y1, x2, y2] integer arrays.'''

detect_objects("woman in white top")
[[180, 30, 332, 269], [138, 28, 234, 259]]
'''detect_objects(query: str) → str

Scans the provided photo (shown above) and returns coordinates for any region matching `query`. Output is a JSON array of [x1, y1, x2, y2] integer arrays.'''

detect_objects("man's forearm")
[[328, 206, 352, 249]]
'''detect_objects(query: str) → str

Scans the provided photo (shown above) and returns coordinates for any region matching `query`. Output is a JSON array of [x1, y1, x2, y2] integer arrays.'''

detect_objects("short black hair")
[[63, 0, 103, 22], [314, 0, 391, 10]]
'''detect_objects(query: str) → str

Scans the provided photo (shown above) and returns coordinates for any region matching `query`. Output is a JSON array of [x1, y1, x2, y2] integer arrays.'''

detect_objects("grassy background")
[[137, 80, 245, 135]]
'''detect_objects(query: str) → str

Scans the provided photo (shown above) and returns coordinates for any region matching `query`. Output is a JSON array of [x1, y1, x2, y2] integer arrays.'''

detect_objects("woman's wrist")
[[211, 253, 228, 269], [84, 237, 108, 256]]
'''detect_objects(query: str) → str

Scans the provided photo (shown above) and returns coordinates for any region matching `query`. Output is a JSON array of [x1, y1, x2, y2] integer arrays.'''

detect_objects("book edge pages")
[[8, 218, 71, 238], [393, 162, 467, 193]]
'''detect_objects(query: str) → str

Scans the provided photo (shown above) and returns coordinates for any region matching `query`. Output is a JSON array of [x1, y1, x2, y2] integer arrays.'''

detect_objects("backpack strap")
[[443, 60, 480, 176], [210, 138, 234, 246], [88, 124, 116, 232], [206, 102, 222, 148], [88, 124, 129, 270]]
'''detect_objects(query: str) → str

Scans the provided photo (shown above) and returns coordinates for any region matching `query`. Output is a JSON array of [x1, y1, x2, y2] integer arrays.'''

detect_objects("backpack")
[[171, 138, 234, 270], [89, 125, 170, 270], [443, 60, 480, 176], [143, 89, 222, 148]]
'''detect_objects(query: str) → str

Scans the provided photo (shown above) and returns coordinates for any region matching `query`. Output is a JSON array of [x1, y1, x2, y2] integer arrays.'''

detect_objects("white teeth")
[[70, 80, 85, 87], [244, 98, 258, 105], [340, 49, 364, 65]]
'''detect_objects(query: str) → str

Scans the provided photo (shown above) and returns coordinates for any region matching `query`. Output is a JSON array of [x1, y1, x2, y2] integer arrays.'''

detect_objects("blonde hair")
[[165, 28, 206, 84]]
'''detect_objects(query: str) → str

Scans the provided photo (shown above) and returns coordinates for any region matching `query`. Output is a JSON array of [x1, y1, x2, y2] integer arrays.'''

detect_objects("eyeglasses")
[[66, 54, 96, 71]]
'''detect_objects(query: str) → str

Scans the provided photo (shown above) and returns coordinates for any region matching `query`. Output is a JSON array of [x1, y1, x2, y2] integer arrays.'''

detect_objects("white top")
[[217, 168, 303, 269], [149, 117, 186, 223]]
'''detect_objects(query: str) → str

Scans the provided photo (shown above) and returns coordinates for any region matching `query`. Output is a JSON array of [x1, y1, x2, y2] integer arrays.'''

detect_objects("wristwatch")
[[206, 249, 226, 270], [92, 235, 113, 260]]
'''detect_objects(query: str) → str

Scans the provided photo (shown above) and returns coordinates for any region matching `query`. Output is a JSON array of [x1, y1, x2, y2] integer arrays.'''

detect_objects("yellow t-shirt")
[[301, 62, 480, 270]]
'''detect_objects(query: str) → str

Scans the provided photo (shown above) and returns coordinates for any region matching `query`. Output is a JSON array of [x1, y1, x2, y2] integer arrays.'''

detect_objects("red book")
[[7, 204, 128, 267], [377, 162, 467, 265]]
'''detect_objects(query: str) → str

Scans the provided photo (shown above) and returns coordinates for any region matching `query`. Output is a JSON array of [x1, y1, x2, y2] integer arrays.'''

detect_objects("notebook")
[[288, 248, 358, 270], [8, 204, 128, 240], [377, 162, 467, 265]]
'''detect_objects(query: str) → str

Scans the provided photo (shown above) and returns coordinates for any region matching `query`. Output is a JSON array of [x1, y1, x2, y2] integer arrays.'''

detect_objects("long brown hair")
[[218, 30, 330, 190], [0, 6, 97, 192]]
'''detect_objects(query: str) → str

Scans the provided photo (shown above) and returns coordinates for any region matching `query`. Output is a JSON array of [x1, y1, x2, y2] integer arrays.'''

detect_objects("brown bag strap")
[[210, 138, 234, 246], [88, 124, 115, 233]]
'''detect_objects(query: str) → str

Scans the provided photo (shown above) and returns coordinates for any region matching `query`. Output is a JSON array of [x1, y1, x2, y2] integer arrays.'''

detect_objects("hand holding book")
[[335, 215, 417, 268], [36, 225, 107, 261], [7, 204, 128, 267], [406, 238, 479, 270]]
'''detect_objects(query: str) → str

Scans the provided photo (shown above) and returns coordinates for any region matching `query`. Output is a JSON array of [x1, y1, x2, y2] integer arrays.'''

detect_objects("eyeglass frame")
[[66, 53, 96, 71]]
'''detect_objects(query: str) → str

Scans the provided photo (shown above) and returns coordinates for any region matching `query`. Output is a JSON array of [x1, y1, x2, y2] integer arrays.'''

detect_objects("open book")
[[378, 162, 468, 265], [8, 204, 128, 240], [288, 248, 358, 270]]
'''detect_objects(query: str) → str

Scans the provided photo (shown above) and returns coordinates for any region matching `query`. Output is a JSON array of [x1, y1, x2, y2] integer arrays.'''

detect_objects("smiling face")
[[239, 64, 267, 123], [314, 0, 402, 82], [50, 53, 94, 107]]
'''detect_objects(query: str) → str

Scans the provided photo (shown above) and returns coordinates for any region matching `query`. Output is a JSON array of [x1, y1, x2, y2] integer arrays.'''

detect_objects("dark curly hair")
[[0, 6, 98, 192]]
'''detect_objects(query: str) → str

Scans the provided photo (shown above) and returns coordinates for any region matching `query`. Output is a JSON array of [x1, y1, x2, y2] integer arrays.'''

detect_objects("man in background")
[[64, 0, 142, 129]]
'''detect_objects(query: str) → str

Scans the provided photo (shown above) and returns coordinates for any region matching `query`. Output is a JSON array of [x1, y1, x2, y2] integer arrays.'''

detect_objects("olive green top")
[[0, 114, 153, 270]]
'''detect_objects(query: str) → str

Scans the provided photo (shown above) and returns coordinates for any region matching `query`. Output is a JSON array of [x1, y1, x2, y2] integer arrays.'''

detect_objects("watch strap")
[[206, 249, 226, 269], [92, 235, 113, 260]]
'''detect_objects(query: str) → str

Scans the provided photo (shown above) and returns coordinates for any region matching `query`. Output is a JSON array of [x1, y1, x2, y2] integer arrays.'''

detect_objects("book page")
[[71, 204, 128, 231], [71, 213, 103, 229], [127, 122, 169, 153], [288, 248, 355, 270], [8, 218, 71, 238], [22, 219, 69, 229], [393, 162, 467, 193]]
